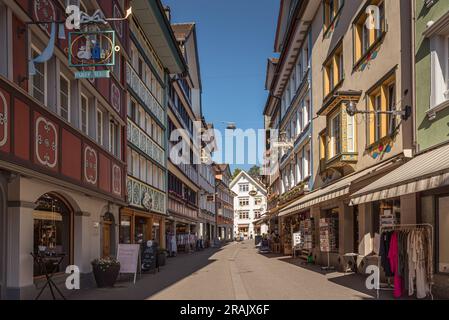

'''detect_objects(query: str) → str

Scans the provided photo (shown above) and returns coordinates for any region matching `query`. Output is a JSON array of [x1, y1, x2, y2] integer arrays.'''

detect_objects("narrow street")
[[69, 241, 380, 300]]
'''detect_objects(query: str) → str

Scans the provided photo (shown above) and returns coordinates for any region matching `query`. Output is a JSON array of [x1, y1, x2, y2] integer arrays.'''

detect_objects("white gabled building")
[[230, 171, 267, 239]]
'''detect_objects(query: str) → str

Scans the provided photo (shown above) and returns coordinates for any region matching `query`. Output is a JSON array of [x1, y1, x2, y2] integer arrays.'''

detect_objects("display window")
[[33, 194, 73, 277]]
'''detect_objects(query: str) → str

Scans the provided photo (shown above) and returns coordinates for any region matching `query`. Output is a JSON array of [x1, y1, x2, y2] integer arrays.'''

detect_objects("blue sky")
[[163, 0, 279, 173]]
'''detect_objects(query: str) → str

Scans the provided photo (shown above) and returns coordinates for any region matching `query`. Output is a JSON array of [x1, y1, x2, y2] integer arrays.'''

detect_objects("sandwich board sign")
[[117, 244, 140, 284]]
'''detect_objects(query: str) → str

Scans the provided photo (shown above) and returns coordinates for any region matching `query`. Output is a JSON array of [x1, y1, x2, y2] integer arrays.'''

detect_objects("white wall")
[[231, 173, 267, 239]]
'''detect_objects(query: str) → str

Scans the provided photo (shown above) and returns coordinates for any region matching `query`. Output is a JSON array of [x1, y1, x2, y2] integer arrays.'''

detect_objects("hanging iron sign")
[[69, 30, 116, 67]]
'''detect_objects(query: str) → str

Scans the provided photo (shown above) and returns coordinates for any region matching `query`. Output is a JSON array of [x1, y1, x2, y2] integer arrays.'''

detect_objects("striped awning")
[[279, 161, 393, 217], [350, 144, 449, 206]]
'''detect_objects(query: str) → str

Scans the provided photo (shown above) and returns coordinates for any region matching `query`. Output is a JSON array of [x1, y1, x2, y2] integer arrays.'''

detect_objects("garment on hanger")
[[379, 231, 393, 277], [388, 231, 403, 298]]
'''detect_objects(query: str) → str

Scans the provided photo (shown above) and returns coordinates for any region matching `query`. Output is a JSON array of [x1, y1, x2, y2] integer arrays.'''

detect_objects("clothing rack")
[[377, 223, 434, 300]]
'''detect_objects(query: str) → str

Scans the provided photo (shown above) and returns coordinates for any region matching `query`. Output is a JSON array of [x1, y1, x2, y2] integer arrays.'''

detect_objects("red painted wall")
[[99, 153, 111, 193], [61, 129, 81, 181], [13, 98, 30, 159]]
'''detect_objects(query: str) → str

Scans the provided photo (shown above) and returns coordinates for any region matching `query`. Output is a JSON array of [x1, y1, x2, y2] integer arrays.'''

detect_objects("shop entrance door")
[[102, 221, 112, 258]]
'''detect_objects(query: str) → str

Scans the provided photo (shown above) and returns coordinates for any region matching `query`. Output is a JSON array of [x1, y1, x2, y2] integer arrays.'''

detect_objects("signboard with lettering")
[[116, 244, 140, 283], [75, 70, 110, 79], [293, 232, 302, 248], [69, 30, 116, 68]]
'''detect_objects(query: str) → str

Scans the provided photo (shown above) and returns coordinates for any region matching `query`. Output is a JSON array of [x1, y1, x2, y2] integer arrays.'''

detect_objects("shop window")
[[323, 44, 344, 98], [33, 194, 72, 277], [135, 217, 148, 244], [353, 0, 386, 64], [367, 74, 396, 145], [0, 2, 7, 77], [119, 215, 131, 244], [30, 47, 46, 105], [324, 0, 343, 33], [59, 74, 70, 122]]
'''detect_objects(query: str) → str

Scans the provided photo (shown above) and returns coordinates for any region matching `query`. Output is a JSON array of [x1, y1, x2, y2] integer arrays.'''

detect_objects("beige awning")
[[350, 144, 449, 206], [279, 161, 393, 217]]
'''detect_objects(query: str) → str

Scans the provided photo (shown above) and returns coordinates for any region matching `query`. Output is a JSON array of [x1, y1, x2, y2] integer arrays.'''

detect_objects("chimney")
[[164, 6, 171, 22]]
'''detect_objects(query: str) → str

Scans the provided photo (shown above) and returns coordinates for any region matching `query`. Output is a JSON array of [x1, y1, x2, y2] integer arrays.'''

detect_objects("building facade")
[[214, 164, 234, 241], [266, 0, 415, 268], [231, 171, 267, 240], [0, 0, 130, 299], [166, 22, 202, 250], [121, 0, 186, 250], [348, 0, 449, 298]]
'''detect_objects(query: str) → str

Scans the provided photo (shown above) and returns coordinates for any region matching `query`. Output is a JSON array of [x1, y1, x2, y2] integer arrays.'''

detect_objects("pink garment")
[[388, 231, 403, 298]]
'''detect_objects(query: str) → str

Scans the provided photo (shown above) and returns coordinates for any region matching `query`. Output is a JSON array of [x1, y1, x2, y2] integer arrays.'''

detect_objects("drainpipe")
[[411, 0, 417, 154]]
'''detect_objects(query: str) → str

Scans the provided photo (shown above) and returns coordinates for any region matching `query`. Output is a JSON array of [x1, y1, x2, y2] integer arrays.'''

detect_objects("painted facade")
[[230, 171, 267, 240]]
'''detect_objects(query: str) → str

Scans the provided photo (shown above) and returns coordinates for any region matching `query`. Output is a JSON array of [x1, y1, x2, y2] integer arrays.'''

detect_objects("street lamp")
[[345, 100, 412, 121]]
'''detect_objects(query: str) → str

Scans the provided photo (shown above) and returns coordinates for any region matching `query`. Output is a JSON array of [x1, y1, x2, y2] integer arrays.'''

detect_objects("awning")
[[350, 144, 449, 206], [279, 161, 394, 217]]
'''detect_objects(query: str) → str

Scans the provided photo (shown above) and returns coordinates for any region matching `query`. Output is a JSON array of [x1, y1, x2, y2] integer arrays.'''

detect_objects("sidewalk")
[[67, 246, 224, 300]]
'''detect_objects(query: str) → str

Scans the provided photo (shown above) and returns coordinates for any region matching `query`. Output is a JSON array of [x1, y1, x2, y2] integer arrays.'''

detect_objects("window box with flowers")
[[91, 257, 121, 288]]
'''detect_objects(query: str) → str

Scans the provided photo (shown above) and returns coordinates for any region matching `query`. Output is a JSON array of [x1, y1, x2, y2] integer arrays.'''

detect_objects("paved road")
[[70, 240, 381, 300], [150, 241, 375, 300]]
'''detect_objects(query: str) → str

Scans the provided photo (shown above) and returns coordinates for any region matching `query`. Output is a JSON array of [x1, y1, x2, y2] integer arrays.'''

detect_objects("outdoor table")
[[31, 252, 67, 300]]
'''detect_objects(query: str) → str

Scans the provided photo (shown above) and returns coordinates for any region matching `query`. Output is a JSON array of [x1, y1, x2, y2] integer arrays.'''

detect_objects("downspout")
[[411, 0, 417, 154]]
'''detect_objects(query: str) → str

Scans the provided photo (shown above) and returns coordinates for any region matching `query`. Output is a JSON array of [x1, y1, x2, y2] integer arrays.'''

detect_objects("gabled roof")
[[230, 171, 267, 195]]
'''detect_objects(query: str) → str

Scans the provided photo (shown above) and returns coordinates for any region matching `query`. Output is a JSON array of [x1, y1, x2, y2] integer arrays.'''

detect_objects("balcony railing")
[[127, 119, 165, 167], [126, 62, 165, 125]]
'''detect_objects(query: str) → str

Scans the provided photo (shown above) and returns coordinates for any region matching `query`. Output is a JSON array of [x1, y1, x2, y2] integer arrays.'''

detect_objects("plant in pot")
[[91, 257, 120, 288]]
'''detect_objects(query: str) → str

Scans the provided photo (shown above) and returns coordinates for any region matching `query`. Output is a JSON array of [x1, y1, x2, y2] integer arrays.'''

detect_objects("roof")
[[133, 0, 187, 74], [230, 171, 267, 195], [350, 143, 449, 205]]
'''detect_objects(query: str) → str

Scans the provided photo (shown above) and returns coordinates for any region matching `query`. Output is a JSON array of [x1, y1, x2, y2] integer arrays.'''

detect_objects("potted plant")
[[91, 257, 120, 288]]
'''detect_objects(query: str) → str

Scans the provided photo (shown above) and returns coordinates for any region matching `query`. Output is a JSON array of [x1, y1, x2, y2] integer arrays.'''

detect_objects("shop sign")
[[249, 190, 258, 197], [293, 232, 302, 248], [75, 70, 110, 79], [117, 244, 140, 284], [69, 30, 117, 79]]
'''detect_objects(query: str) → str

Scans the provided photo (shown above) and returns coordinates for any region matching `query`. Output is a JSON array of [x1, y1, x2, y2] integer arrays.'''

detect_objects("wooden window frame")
[[59, 73, 71, 122], [30, 45, 47, 106], [80, 93, 89, 135]]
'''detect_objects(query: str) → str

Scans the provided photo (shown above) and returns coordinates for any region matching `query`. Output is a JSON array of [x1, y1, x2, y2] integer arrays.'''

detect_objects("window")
[[239, 211, 249, 220], [30, 47, 46, 104], [109, 122, 118, 156], [97, 109, 103, 145], [239, 197, 249, 207], [0, 2, 7, 77], [59, 74, 70, 121], [367, 74, 395, 144], [239, 184, 249, 192], [330, 113, 341, 158], [296, 152, 303, 183], [324, 0, 342, 31], [324, 45, 343, 98], [80, 94, 89, 135], [127, 146, 132, 175], [354, 1, 386, 63], [254, 210, 261, 219], [347, 110, 355, 152]]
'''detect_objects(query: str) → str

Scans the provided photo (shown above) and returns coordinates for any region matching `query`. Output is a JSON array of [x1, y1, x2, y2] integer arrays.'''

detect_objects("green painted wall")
[[415, 0, 449, 152]]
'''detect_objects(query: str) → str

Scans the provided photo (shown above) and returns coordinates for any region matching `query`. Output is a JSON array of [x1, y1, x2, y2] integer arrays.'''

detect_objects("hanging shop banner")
[[69, 30, 116, 69]]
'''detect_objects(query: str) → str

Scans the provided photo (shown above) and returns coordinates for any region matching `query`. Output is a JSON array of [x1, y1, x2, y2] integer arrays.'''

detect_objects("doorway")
[[102, 212, 115, 258]]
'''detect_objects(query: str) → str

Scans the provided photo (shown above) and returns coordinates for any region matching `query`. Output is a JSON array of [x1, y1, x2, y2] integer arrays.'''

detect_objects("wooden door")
[[102, 221, 112, 258]]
